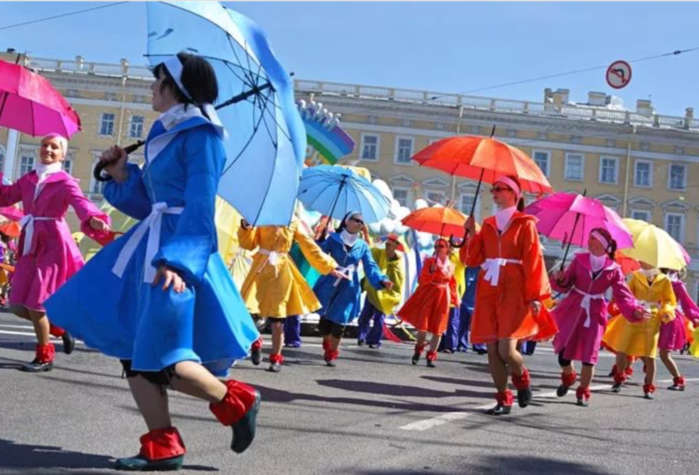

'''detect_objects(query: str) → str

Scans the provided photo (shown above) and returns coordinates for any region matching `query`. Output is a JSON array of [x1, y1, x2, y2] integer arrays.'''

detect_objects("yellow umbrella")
[[620, 218, 687, 271]]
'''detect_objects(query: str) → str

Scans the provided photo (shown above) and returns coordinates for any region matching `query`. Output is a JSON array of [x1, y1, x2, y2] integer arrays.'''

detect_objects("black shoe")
[[485, 404, 511, 416], [576, 398, 589, 407], [517, 388, 532, 408], [411, 353, 420, 365], [643, 392, 654, 400], [556, 384, 570, 398], [426, 360, 436, 368], [231, 391, 261, 454], [368, 344, 379, 349], [357, 340, 365, 347], [62, 332, 75, 355], [325, 358, 336, 367], [611, 382, 622, 393], [667, 384, 685, 392], [20, 359, 53, 373], [268, 362, 281, 373], [251, 347, 262, 366], [114, 454, 184, 471], [475, 348, 488, 355]]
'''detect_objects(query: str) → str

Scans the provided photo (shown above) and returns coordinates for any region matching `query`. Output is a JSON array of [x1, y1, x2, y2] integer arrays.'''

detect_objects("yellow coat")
[[450, 250, 466, 301], [362, 248, 405, 315], [238, 219, 337, 318], [602, 271, 676, 358]]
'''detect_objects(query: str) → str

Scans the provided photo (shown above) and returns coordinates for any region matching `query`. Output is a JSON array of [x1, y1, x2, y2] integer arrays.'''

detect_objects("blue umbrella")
[[297, 165, 391, 225], [95, 1, 306, 226]]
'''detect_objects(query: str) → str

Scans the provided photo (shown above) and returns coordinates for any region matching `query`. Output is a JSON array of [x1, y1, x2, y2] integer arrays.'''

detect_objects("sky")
[[1, 1, 698, 117]]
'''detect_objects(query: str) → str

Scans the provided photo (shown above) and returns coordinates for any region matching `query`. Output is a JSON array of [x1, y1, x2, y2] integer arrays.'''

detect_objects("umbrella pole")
[[450, 168, 484, 248], [321, 177, 347, 238], [560, 189, 587, 270]]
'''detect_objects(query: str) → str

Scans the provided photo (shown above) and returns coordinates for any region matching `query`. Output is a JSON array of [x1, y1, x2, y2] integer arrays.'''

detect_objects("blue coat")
[[313, 233, 387, 325], [45, 116, 259, 376]]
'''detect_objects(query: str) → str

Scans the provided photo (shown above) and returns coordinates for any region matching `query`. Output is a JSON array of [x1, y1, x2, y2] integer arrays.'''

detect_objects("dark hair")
[[336, 212, 361, 234], [152, 52, 218, 106], [591, 227, 617, 261]]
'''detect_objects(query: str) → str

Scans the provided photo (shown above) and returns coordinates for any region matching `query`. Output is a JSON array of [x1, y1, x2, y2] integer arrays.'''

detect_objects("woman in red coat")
[[397, 238, 459, 367]]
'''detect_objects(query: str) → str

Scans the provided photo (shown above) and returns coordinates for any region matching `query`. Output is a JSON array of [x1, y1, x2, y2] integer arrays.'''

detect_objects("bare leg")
[[10, 304, 30, 321], [169, 361, 226, 404], [270, 321, 283, 357], [498, 339, 524, 376], [428, 333, 441, 353], [616, 352, 628, 374], [580, 365, 594, 388], [329, 335, 341, 351], [127, 375, 172, 431], [561, 362, 576, 376], [27, 310, 50, 345], [487, 342, 509, 392], [642, 357, 656, 386], [659, 349, 680, 379], [416, 331, 427, 347]]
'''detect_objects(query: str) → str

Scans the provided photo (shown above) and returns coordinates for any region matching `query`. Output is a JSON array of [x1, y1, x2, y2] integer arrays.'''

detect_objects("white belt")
[[573, 288, 605, 328], [256, 249, 287, 275], [112, 202, 184, 283], [19, 214, 57, 255], [638, 299, 658, 311], [481, 258, 521, 286], [334, 264, 355, 287]]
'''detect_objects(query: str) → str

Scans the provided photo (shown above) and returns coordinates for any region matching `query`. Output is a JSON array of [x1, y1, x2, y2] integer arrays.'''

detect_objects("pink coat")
[[551, 253, 640, 364], [659, 280, 698, 351], [0, 171, 110, 311]]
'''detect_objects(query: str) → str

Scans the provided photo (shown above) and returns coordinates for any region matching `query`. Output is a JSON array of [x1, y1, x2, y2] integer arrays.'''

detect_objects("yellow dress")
[[602, 271, 676, 358], [362, 248, 405, 315], [238, 218, 337, 318], [450, 250, 466, 303]]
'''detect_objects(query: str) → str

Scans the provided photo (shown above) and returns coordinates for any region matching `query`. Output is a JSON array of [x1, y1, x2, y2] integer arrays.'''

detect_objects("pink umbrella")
[[525, 192, 633, 265], [0, 58, 81, 138]]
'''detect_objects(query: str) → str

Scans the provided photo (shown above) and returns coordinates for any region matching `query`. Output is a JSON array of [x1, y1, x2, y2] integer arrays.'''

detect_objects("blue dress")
[[45, 116, 259, 376], [313, 233, 386, 325]]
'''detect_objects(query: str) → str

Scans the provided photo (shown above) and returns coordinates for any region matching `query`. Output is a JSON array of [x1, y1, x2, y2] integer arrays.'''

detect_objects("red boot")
[[21, 343, 55, 372], [426, 350, 437, 368], [608, 364, 618, 378], [268, 353, 284, 373], [412, 343, 426, 365], [575, 386, 591, 407], [114, 427, 186, 471], [512, 367, 532, 408], [643, 383, 656, 400], [486, 389, 513, 415], [611, 372, 626, 393], [557, 370, 577, 397], [250, 338, 263, 366], [668, 376, 685, 391], [324, 347, 339, 367], [210, 380, 261, 454], [49, 323, 75, 355]]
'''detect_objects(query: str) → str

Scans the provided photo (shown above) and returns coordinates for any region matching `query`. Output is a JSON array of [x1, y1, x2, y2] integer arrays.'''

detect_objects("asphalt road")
[[1, 310, 697, 475]]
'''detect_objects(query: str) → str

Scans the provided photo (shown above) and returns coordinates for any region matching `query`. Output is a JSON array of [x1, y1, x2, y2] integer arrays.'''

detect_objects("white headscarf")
[[339, 211, 361, 247], [35, 134, 67, 184]]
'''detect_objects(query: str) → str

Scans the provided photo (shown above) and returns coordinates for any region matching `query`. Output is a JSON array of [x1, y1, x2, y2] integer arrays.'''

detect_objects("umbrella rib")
[[221, 102, 267, 174]]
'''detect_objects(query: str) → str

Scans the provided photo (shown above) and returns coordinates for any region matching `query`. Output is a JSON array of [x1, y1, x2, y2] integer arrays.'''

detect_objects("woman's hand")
[[382, 280, 394, 291], [240, 219, 252, 230], [529, 300, 542, 317], [152, 265, 186, 293], [88, 217, 110, 232], [330, 268, 349, 281], [100, 146, 129, 183], [634, 308, 651, 320], [465, 216, 476, 236]]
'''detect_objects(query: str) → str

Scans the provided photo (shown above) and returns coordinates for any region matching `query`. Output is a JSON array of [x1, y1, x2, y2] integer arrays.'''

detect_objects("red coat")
[[397, 256, 458, 335], [463, 212, 555, 344]]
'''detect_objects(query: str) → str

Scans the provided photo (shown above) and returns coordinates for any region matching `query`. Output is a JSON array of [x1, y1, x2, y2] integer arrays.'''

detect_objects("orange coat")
[[397, 256, 458, 335], [462, 212, 555, 344]]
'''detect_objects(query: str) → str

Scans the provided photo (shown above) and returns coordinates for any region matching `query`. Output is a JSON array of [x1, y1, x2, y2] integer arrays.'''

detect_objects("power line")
[[0, 2, 129, 32]]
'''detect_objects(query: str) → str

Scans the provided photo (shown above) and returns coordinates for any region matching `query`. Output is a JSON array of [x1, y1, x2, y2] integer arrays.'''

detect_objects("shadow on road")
[[316, 378, 491, 400]]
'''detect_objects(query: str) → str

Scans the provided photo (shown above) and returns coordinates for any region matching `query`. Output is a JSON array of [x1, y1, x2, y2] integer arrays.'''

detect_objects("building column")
[[3, 129, 19, 181]]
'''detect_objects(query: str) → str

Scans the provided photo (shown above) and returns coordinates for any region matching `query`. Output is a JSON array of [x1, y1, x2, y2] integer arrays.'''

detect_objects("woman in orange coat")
[[397, 238, 459, 367], [464, 175, 555, 415]]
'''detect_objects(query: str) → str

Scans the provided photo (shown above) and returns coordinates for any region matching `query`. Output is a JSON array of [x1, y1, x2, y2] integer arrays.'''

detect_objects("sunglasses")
[[435, 245, 448, 249], [490, 186, 512, 193], [350, 217, 365, 226]]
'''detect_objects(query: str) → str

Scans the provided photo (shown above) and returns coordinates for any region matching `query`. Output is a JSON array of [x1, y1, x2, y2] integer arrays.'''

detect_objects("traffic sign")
[[606, 60, 632, 89]]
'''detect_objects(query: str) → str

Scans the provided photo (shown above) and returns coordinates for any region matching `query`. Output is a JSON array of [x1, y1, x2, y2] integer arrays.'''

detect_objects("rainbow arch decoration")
[[297, 100, 355, 165]]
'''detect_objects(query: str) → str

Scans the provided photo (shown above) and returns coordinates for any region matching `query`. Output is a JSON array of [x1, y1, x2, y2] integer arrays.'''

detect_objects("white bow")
[[573, 288, 605, 328], [334, 264, 356, 287], [481, 258, 521, 286], [19, 214, 56, 256]]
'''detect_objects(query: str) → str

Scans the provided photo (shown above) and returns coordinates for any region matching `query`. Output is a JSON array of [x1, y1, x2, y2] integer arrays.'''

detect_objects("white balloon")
[[395, 224, 409, 234], [372, 180, 393, 201], [396, 206, 411, 219], [368, 222, 381, 234], [390, 199, 401, 217], [414, 199, 428, 210]]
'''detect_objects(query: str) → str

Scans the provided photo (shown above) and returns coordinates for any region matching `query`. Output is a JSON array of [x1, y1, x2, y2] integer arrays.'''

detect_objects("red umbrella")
[[614, 251, 640, 276], [0, 58, 81, 138], [401, 206, 470, 238], [0, 221, 21, 238]]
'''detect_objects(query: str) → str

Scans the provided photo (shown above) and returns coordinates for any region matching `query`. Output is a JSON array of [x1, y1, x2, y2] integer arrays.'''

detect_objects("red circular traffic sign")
[[606, 60, 632, 89]]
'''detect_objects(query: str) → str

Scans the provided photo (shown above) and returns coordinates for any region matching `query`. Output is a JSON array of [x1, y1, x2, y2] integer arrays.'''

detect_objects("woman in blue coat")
[[45, 53, 260, 471], [314, 212, 393, 366]]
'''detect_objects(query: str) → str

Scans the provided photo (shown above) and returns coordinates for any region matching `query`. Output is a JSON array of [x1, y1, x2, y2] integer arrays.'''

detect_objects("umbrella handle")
[[449, 229, 468, 248], [93, 141, 145, 182]]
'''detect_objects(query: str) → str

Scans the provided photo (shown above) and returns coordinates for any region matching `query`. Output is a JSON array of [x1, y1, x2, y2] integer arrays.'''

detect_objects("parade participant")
[[313, 211, 393, 367], [438, 243, 467, 354], [398, 238, 458, 367], [603, 262, 676, 399], [659, 268, 697, 391], [0, 133, 111, 372], [550, 229, 647, 406], [357, 234, 405, 349], [238, 218, 342, 372], [45, 53, 261, 470], [464, 175, 555, 415]]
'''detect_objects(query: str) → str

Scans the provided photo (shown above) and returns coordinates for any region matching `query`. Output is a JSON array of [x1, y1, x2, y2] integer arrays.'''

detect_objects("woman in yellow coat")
[[238, 218, 344, 372], [602, 262, 675, 399]]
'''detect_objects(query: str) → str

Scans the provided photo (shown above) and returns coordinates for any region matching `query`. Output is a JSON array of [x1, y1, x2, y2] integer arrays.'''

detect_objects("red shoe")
[[21, 343, 55, 372], [324, 348, 339, 367], [268, 354, 284, 373], [426, 350, 437, 368], [114, 426, 186, 471], [210, 380, 261, 454], [486, 390, 513, 415], [250, 338, 262, 366], [557, 370, 577, 397], [668, 376, 685, 391], [575, 386, 591, 407], [643, 383, 656, 400]]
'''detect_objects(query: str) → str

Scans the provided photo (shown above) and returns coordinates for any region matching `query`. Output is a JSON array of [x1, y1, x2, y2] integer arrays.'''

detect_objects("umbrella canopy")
[[297, 165, 390, 224], [0, 58, 81, 138], [144, 1, 306, 226], [620, 219, 687, 271], [0, 206, 24, 222], [401, 206, 469, 238], [614, 251, 640, 276], [0, 221, 21, 238], [412, 135, 553, 196], [525, 192, 633, 249]]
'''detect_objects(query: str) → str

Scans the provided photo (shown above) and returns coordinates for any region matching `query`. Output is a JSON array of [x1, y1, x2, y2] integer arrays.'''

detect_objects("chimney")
[[75, 55, 85, 70], [636, 99, 654, 117], [588, 91, 607, 106], [686, 107, 694, 119], [544, 88, 553, 103], [553, 88, 570, 106]]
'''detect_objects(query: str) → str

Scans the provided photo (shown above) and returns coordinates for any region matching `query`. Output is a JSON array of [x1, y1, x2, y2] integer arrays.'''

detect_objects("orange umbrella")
[[0, 221, 21, 238], [401, 207, 469, 238], [614, 250, 640, 276]]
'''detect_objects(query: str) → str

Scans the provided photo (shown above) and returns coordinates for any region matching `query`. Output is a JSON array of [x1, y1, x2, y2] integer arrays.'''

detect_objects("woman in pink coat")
[[0, 134, 110, 372], [550, 228, 647, 406]]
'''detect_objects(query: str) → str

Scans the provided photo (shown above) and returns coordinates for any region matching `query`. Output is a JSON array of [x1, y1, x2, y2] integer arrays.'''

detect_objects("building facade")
[[3, 51, 699, 294]]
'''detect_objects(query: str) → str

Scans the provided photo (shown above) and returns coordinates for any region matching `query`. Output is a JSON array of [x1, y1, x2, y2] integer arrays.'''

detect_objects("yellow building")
[[2, 51, 699, 295]]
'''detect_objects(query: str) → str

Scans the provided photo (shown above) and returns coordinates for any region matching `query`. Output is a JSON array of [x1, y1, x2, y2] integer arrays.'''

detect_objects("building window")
[[631, 209, 651, 222], [668, 164, 686, 191], [62, 157, 73, 175], [90, 154, 107, 195], [17, 152, 34, 179], [99, 113, 115, 136], [360, 134, 379, 161], [459, 193, 480, 221], [392, 187, 409, 207], [129, 116, 145, 139], [394, 137, 414, 164], [634, 160, 652, 187], [599, 157, 619, 184], [426, 191, 445, 206], [665, 213, 685, 243], [565, 153, 584, 181], [532, 150, 550, 177], [105, 92, 118, 101]]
